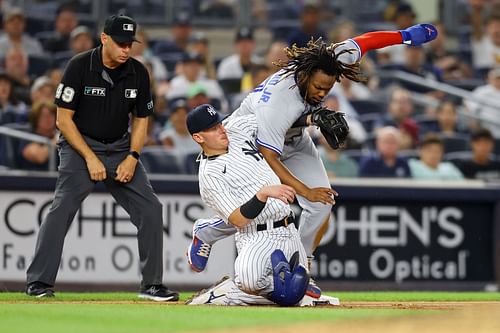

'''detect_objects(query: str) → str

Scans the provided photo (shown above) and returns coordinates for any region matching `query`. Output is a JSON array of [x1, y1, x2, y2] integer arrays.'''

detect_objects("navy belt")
[[257, 214, 295, 232]]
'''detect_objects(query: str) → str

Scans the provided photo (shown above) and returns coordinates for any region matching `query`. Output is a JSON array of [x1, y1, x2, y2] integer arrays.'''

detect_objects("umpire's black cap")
[[187, 104, 225, 135], [103, 14, 139, 43]]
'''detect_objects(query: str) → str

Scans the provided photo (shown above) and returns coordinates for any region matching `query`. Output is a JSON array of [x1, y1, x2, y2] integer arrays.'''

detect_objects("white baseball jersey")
[[198, 114, 306, 296], [194, 39, 362, 258]]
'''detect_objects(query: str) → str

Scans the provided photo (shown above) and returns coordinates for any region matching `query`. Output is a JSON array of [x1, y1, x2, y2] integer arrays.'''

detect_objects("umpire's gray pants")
[[26, 134, 164, 287]]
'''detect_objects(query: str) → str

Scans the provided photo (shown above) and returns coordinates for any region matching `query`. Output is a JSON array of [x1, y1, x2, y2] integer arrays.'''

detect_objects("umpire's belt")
[[257, 214, 295, 232]]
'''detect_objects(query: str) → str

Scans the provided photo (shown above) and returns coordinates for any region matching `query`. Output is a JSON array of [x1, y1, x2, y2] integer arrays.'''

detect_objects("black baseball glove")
[[311, 108, 349, 149]]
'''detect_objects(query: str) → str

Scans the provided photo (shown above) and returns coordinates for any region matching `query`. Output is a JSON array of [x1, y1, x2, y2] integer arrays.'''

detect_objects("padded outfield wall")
[[0, 174, 498, 291]]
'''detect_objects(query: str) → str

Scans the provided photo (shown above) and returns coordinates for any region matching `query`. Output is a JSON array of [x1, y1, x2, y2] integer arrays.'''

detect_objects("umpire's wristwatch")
[[129, 150, 140, 160]]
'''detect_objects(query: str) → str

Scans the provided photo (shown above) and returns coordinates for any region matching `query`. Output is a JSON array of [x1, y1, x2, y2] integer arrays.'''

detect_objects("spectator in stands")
[[216, 27, 262, 93], [323, 93, 367, 147], [188, 32, 216, 80], [456, 128, 500, 181], [425, 22, 473, 81], [0, 71, 28, 124], [4, 46, 31, 88], [420, 99, 469, 137], [359, 126, 411, 178], [186, 83, 212, 110], [408, 133, 464, 180], [40, 3, 78, 54], [130, 29, 168, 93], [0, 7, 44, 57], [46, 68, 63, 88], [374, 87, 420, 149], [167, 52, 227, 112], [287, 3, 327, 48], [382, 45, 443, 96], [153, 12, 192, 56], [230, 63, 272, 110], [54, 26, 95, 68], [332, 76, 372, 101], [465, 67, 500, 136], [378, 2, 416, 65], [159, 99, 200, 158], [469, 0, 500, 69], [18, 101, 57, 171], [264, 40, 288, 72], [318, 136, 359, 178], [30, 76, 55, 105]]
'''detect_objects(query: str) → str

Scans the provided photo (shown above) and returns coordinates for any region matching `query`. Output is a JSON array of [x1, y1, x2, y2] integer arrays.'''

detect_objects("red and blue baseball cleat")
[[400, 23, 438, 46], [305, 278, 322, 299], [187, 236, 212, 272]]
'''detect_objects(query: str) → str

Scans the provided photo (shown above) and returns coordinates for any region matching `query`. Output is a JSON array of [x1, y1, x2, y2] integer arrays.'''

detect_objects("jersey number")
[[56, 83, 75, 103]]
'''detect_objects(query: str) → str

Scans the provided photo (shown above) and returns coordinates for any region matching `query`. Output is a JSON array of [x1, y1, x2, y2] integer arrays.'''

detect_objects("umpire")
[[26, 14, 178, 302]]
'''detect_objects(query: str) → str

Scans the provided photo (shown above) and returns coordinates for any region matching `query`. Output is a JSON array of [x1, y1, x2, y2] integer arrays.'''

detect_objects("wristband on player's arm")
[[240, 195, 266, 219]]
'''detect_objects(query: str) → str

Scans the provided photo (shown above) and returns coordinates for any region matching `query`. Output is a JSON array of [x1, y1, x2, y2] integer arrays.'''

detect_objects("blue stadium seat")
[[439, 134, 470, 154], [350, 99, 387, 116], [359, 113, 380, 133], [140, 147, 182, 174], [184, 152, 200, 174], [29, 55, 53, 77]]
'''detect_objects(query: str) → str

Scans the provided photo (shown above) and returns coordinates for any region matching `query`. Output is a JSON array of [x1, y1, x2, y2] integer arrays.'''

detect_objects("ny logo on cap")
[[207, 105, 216, 116], [123, 23, 134, 31]]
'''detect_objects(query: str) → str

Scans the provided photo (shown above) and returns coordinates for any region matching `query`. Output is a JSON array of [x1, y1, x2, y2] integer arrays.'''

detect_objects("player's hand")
[[115, 155, 138, 183], [86, 155, 107, 181], [305, 187, 338, 205], [257, 184, 296, 204]]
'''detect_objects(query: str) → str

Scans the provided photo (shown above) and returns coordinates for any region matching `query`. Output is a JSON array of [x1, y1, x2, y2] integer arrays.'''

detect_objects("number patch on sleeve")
[[55, 83, 75, 103]]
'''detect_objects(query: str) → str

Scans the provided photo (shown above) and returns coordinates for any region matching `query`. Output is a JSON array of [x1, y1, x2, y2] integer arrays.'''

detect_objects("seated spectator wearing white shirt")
[[465, 67, 500, 137], [408, 133, 464, 180], [167, 52, 227, 112], [469, 0, 500, 69], [0, 7, 45, 58], [216, 27, 262, 93]]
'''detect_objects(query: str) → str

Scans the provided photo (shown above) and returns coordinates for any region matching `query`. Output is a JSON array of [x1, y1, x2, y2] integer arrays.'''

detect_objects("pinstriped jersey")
[[198, 115, 291, 231], [232, 39, 361, 156]]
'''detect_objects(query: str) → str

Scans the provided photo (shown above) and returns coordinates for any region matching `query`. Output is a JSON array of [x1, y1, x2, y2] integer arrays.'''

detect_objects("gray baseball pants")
[[26, 133, 164, 287]]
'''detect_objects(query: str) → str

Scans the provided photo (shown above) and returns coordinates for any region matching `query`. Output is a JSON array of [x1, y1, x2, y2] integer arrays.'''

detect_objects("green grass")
[[0, 292, 499, 333]]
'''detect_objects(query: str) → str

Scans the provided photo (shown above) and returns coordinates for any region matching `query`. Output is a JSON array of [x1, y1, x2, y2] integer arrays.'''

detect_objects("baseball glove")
[[311, 108, 349, 149]]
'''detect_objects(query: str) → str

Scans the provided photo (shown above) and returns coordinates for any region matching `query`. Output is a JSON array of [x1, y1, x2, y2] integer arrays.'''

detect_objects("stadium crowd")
[[1, 0, 500, 182]]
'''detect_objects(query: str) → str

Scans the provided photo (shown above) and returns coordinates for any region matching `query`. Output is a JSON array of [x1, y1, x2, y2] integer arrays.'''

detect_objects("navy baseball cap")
[[187, 104, 225, 135], [103, 14, 139, 43]]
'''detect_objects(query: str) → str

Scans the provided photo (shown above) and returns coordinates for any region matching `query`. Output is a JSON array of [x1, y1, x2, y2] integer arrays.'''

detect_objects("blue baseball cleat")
[[187, 236, 212, 272], [400, 23, 438, 46]]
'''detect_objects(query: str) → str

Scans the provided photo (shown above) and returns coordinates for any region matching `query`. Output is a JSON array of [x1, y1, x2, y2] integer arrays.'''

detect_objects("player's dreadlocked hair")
[[275, 38, 366, 89]]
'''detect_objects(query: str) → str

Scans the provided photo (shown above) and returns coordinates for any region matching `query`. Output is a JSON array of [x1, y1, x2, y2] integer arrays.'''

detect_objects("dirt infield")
[[219, 302, 500, 333]]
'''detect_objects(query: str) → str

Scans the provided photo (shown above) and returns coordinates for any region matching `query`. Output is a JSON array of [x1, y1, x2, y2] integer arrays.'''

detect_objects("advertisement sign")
[[313, 201, 495, 283], [0, 191, 235, 285]]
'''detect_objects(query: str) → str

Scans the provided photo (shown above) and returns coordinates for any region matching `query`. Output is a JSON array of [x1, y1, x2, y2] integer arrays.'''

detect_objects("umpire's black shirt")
[[54, 45, 154, 141]]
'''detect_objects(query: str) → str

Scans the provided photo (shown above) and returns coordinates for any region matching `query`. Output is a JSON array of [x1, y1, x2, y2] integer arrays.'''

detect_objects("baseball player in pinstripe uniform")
[[185, 104, 337, 306], [187, 24, 438, 297]]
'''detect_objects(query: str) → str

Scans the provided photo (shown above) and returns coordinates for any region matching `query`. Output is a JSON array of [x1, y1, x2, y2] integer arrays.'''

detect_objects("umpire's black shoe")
[[26, 282, 55, 298], [138, 284, 179, 302]]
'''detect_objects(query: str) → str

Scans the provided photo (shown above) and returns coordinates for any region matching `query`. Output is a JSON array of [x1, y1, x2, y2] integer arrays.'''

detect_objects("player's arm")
[[228, 184, 296, 228], [258, 146, 335, 205], [335, 23, 438, 63], [56, 107, 106, 181]]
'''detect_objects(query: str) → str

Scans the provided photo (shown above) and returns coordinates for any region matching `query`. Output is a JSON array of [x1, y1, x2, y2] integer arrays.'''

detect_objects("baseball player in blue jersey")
[[187, 23, 438, 298], [184, 104, 336, 306]]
